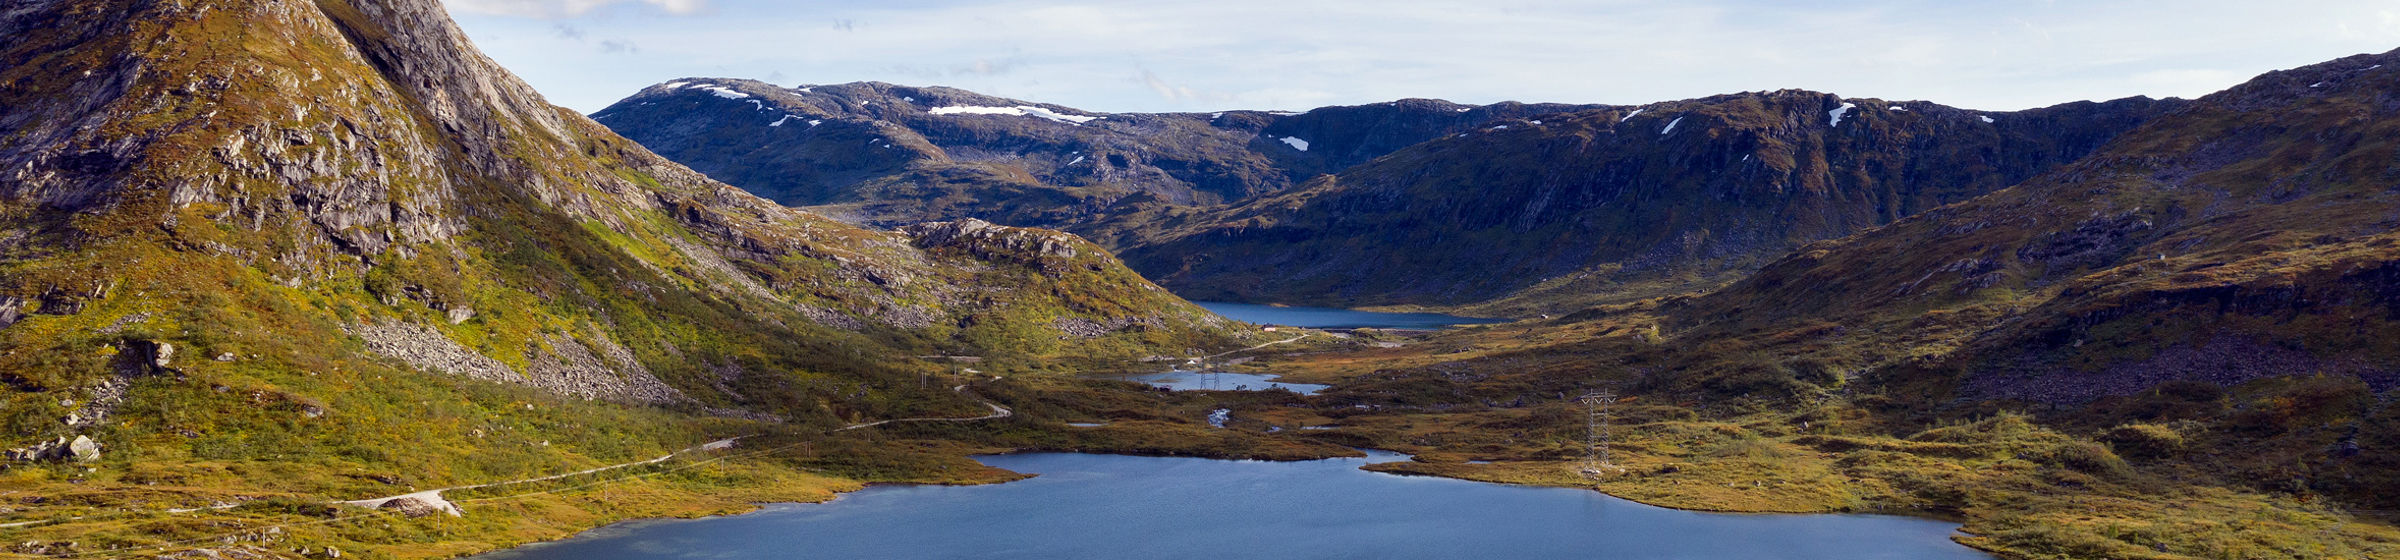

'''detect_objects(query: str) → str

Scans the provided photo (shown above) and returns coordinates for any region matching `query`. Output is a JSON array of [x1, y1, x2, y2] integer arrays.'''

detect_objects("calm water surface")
[[1194, 301, 1505, 329], [1115, 371, 1329, 394], [473, 451, 1990, 560]]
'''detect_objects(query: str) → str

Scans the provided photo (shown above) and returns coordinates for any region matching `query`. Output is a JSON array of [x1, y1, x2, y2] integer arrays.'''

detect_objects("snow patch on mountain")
[[1828, 102, 1856, 127], [929, 105, 1101, 125], [702, 85, 750, 100]]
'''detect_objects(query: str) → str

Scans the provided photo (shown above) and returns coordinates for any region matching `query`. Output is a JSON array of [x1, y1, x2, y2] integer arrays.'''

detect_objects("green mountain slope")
[[0, 0, 1251, 554], [1119, 92, 2183, 314]]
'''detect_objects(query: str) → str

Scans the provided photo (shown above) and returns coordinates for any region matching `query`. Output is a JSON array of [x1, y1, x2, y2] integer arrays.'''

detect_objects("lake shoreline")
[[468, 442, 1998, 559]]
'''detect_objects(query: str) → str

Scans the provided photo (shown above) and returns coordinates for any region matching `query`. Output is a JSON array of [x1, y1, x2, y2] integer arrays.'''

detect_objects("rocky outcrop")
[[63, 338, 177, 429], [6, 435, 100, 463], [904, 219, 1081, 264]]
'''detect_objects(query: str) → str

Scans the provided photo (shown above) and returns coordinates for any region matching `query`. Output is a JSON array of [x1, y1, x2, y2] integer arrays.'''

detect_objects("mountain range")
[[593, 46, 2400, 559], [8, 0, 2400, 558], [0, 0, 1263, 554], [596, 79, 2181, 314]]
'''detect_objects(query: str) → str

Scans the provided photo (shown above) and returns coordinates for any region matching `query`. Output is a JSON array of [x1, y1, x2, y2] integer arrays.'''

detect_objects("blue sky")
[[442, 0, 2400, 114]]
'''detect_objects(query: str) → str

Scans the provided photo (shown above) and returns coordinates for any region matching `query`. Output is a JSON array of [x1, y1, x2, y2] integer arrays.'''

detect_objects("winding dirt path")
[[832, 383, 1013, 432], [334, 436, 743, 516], [1203, 333, 1309, 361], [335, 382, 1013, 515]]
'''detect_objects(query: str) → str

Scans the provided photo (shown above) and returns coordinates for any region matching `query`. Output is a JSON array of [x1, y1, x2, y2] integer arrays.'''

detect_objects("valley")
[[2, 1, 2397, 559]]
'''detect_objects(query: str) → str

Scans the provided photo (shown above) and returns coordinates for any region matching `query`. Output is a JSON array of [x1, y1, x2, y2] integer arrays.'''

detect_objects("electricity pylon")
[[1580, 389, 1624, 479]]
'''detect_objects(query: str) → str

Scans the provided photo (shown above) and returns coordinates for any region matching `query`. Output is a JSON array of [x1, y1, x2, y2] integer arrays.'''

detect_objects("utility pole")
[[1580, 388, 1621, 480]]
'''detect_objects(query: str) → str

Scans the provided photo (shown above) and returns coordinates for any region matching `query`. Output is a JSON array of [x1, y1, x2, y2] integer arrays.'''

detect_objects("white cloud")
[[446, 0, 2400, 113], [445, 0, 706, 18], [1139, 70, 1199, 102]]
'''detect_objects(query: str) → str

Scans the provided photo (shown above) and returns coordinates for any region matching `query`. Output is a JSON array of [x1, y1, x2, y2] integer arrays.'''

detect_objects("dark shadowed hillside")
[[1120, 92, 2182, 314], [591, 79, 1604, 233]]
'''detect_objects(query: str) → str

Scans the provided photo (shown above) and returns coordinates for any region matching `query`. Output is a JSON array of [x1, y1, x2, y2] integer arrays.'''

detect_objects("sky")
[[441, 0, 2400, 115]]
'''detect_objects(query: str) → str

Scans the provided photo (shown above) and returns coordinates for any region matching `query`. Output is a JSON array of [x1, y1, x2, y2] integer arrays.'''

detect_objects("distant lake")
[[1114, 371, 1329, 395], [472, 452, 1990, 560], [1194, 301, 1506, 329]]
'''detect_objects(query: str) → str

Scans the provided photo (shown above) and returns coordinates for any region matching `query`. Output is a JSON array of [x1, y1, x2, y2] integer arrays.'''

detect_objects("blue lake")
[[472, 451, 1990, 560], [1115, 371, 1329, 394], [1194, 301, 1506, 329]]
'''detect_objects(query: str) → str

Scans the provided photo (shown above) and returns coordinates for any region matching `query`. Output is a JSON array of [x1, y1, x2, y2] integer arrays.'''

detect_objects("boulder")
[[65, 436, 99, 462], [378, 495, 461, 518]]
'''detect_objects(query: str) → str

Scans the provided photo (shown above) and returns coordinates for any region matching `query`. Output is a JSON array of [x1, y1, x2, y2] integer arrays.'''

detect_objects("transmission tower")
[[1580, 389, 1623, 479]]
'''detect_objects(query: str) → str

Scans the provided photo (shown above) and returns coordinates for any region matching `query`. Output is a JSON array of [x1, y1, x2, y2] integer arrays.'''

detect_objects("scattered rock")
[[5, 435, 100, 463], [345, 320, 515, 385], [1053, 315, 1165, 338], [215, 352, 235, 362], [114, 339, 176, 376], [34, 282, 109, 316], [445, 306, 474, 324], [94, 312, 152, 334], [349, 320, 689, 404]]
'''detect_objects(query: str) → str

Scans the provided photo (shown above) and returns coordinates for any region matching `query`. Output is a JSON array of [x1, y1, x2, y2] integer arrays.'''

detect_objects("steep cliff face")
[[0, 0, 1241, 475], [1682, 50, 2400, 395], [591, 79, 1605, 231], [1117, 91, 2182, 313], [1584, 49, 2400, 509]]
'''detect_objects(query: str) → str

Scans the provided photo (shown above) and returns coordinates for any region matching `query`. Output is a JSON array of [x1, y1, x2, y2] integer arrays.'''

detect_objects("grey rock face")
[[346, 321, 687, 405], [905, 218, 1082, 262]]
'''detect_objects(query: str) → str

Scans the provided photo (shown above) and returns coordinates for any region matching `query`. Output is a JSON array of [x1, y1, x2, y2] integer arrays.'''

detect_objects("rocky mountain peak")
[[0, 0, 1247, 418]]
